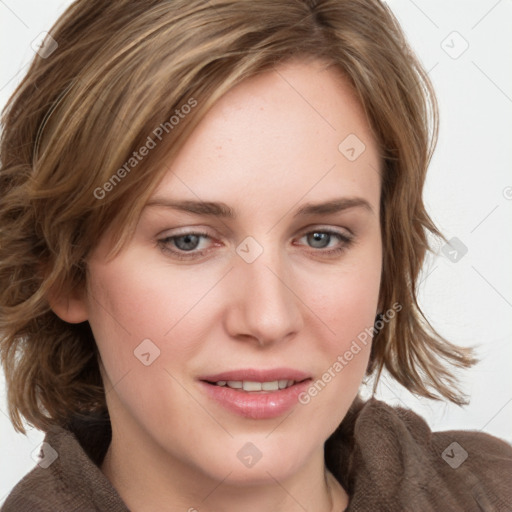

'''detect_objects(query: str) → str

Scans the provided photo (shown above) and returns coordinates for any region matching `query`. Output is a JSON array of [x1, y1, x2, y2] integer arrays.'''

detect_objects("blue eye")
[[158, 231, 210, 259], [172, 233, 204, 252], [297, 229, 353, 256], [305, 231, 338, 249]]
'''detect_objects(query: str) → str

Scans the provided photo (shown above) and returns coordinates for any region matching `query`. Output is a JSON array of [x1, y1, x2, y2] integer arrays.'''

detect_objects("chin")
[[193, 436, 313, 485]]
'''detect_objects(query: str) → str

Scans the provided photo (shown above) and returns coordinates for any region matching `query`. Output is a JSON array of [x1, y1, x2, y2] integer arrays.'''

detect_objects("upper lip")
[[199, 368, 312, 383]]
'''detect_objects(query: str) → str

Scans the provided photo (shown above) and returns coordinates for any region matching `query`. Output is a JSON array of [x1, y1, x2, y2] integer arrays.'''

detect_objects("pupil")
[[309, 232, 329, 248], [176, 234, 200, 251]]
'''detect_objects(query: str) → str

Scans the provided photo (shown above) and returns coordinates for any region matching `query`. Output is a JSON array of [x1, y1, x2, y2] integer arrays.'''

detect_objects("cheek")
[[296, 251, 382, 428], [86, 254, 210, 339], [85, 256, 223, 389], [307, 247, 382, 347]]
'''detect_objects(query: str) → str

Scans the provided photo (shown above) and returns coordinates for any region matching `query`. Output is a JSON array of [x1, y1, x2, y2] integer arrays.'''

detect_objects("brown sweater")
[[2, 396, 512, 511]]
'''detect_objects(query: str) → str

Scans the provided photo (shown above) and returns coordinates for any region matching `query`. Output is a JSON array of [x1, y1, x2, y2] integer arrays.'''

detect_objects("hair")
[[0, 0, 478, 435]]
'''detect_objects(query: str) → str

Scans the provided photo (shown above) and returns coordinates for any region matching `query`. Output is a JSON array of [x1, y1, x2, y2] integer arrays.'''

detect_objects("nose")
[[224, 242, 304, 347]]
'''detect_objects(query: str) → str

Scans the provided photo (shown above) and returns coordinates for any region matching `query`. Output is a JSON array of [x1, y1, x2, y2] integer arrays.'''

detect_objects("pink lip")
[[198, 368, 312, 420]]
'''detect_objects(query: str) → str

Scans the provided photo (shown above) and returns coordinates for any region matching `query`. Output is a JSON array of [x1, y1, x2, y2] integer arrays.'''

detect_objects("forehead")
[[149, 58, 381, 216]]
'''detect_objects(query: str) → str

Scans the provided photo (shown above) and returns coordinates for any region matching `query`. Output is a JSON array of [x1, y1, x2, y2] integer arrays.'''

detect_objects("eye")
[[171, 233, 205, 251], [157, 231, 214, 260], [304, 232, 335, 249], [296, 229, 353, 256]]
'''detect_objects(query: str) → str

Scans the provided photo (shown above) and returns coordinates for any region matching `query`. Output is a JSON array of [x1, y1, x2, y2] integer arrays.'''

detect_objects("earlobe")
[[47, 288, 89, 324], [40, 258, 89, 323]]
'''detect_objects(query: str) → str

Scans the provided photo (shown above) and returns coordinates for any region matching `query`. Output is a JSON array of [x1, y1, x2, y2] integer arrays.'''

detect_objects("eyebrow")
[[144, 197, 374, 218], [144, 198, 234, 217], [294, 197, 373, 217]]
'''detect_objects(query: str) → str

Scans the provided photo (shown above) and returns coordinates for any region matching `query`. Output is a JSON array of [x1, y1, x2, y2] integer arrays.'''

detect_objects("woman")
[[1, 1, 511, 511]]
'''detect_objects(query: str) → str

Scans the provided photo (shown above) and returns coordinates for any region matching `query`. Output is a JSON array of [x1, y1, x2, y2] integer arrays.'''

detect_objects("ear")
[[47, 282, 89, 324]]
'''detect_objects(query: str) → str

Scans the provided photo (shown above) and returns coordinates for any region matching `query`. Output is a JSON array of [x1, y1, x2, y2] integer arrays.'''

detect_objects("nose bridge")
[[228, 236, 303, 344]]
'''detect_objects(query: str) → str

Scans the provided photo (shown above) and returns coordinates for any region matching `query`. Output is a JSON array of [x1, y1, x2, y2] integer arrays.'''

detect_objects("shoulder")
[[382, 397, 512, 470], [428, 426, 512, 510], [1, 423, 118, 512], [1, 463, 92, 512], [333, 396, 512, 511], [376, 398, 512, 507]]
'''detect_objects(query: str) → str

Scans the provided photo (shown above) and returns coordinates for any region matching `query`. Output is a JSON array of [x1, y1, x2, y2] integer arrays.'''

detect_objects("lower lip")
[[199, 380, 311, 419]]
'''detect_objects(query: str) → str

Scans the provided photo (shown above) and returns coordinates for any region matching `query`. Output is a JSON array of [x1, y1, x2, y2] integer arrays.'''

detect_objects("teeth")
[[214, 380, 296, 391], [262, 381, 279, 391], [243, 381, 262, 391], [279, 379, 289, 389]]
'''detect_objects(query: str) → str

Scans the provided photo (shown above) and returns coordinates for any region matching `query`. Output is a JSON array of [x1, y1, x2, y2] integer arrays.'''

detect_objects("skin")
[[51, 57, 382, 512]]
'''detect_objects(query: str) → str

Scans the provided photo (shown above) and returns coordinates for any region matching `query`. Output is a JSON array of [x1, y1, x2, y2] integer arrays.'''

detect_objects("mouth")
[[197, 368, 312, 419], [202, 378, 308, 392]]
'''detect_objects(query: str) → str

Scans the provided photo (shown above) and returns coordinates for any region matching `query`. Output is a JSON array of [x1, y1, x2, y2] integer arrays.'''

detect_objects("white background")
[[1, 0, 511, 503]]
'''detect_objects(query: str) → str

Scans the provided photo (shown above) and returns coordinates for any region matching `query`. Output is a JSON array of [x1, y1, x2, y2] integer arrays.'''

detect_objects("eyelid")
[[295, 223, 353, 237], [157, 224, 215, 237]]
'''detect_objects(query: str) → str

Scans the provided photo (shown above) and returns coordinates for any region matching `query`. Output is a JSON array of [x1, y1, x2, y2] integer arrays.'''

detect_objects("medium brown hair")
[[0, 0, 477, 434]]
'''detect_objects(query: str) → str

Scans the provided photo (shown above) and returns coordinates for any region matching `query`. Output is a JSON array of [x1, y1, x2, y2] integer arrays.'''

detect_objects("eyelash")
[[157, 228, 354, 261]]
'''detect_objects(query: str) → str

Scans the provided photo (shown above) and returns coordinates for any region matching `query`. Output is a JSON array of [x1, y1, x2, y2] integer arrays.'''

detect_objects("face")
[[60, 58, 382, 487]]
